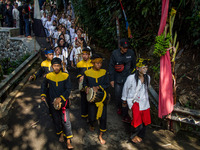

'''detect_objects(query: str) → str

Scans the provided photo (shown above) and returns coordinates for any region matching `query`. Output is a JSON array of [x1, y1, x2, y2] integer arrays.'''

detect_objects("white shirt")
[[70, 47, 76, 61], [52, 31, 59, 40], [70, 28, 75, 39], [66, 20, 71, 30], [82, 33, 88, 42], [59, 18, 67, 25], [51, 14, 57, 21], [16, 1, 22, 6], [54, 54, 64, 61], [49, 25, 56, 37], [41, 17, 47, 26], [86, 46, 92, 56], [54, 43, 58, 47], [12, 8, 19, 20], [45, 21, 53, 29], [72, 33, 77, 47], [75, 34, 78, 39], [121, 74, 150, 111], [40, 10, 48, 18], [64, 34, 70, 44], [61, 47, 68, 65], [74, 46, 82, 62]]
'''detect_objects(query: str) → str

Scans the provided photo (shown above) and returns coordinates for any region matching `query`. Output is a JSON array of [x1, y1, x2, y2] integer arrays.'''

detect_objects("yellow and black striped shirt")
[[41, 71, 71, 107], [76, 59, 93, 79], [83, 68, 109, 91], [33, 59, 53, 79]]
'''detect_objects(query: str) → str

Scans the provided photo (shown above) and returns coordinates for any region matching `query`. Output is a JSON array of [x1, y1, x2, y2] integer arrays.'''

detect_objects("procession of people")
[[0, 0, 153, 148]]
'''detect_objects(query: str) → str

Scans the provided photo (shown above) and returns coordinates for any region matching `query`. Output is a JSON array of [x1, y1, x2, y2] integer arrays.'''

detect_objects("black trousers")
[[19, 20, 25, 35], [114, 82, 128, 117], [88, 102, 107, 132], [7, 20, 13, 27], [0, 19, 3, 27], [49, 104, 73, 139], [80, 91, 88, 118], [130, 123, 146, 139]]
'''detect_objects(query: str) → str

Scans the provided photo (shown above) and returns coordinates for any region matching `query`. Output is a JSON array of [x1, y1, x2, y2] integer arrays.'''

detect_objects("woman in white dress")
[[45, 15, 53, 42], [122, 58, 151, 144], [54, 46, 67, 72], [59, 13, 67, 25], [57, 38, 68, 68]]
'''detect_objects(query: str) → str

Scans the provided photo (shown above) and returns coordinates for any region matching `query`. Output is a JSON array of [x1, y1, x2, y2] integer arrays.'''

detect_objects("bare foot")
[[99, 132, 106, 145], [59, 133, 64, 142], [135, 136, 142, 142], [67, 139, 74, 149], [99, 135, 106, 145], [136, 136, 142, 142], [131, 136, 139, 143], [27, 36, 32, 38]]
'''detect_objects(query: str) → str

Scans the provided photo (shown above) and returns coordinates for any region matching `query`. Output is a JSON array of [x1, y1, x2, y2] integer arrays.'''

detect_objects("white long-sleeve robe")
[[121, 74, 150, 110]]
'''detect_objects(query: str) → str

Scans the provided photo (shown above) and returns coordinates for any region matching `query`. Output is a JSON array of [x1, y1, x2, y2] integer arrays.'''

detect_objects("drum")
[[79, 79, 84, 91], [53, 98, 62, 110], [87, 88, 110, 104]]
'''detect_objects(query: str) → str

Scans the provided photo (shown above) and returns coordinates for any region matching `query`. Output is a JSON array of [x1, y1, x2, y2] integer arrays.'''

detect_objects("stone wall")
[[0, 31, 30, 61], [0, 28, 40, 62]]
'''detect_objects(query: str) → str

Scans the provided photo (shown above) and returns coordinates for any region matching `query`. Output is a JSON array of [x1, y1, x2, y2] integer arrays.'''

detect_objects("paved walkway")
[[0, 65, 200, 150]]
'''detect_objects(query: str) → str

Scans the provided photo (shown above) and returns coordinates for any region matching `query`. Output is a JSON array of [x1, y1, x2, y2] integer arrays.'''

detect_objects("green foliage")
[[185, 101, 193, 109], [0, 54, 31, 75], [72, 0, 199, 52], [150, 63, 160, 81], [154, 33, 171, 57], [151, 64, 160, 73], [72, 0, 119, 50], [171, 0, 200, 47], [184, 0, 200, 46]]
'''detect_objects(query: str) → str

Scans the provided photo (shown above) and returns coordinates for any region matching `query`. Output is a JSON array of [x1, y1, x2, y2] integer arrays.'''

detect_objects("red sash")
[[62, 100, 68, 123]]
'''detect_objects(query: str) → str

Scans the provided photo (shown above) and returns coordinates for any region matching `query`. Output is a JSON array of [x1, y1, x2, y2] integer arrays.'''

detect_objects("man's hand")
[[79, 76, 84, 82], [122, 101, 128, 107], [29, 75, 34, 81], [93, 86, 99, 93], [41, 96, 46, 102], [86, 87, 90, 94], [53, 97, 62, 106], [110, 81, 114, 88]]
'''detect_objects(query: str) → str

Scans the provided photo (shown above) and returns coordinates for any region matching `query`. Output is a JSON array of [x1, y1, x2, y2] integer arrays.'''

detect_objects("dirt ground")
[[0, 65, 200, 150], [0, 36, 200, 150]]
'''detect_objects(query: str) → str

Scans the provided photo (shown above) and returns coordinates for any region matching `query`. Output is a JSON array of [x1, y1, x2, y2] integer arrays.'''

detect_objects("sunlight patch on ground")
[[15, 92, 24, 98], [120, 140, 137, 150], [22, 129, 47, 150], [13, 124, 24, 138], [153, 129, 181, 149], [69, 112, 76, 122], [26, 83, 41, 89]]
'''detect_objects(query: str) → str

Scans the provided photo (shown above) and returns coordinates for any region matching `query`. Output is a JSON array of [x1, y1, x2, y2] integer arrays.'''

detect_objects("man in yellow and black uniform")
[[41, 58, 73, 149], [29, 49, 54, 81], [29, 49, 54, 115], [76, 47, 93, 118], [83, 53, 109, 145]]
